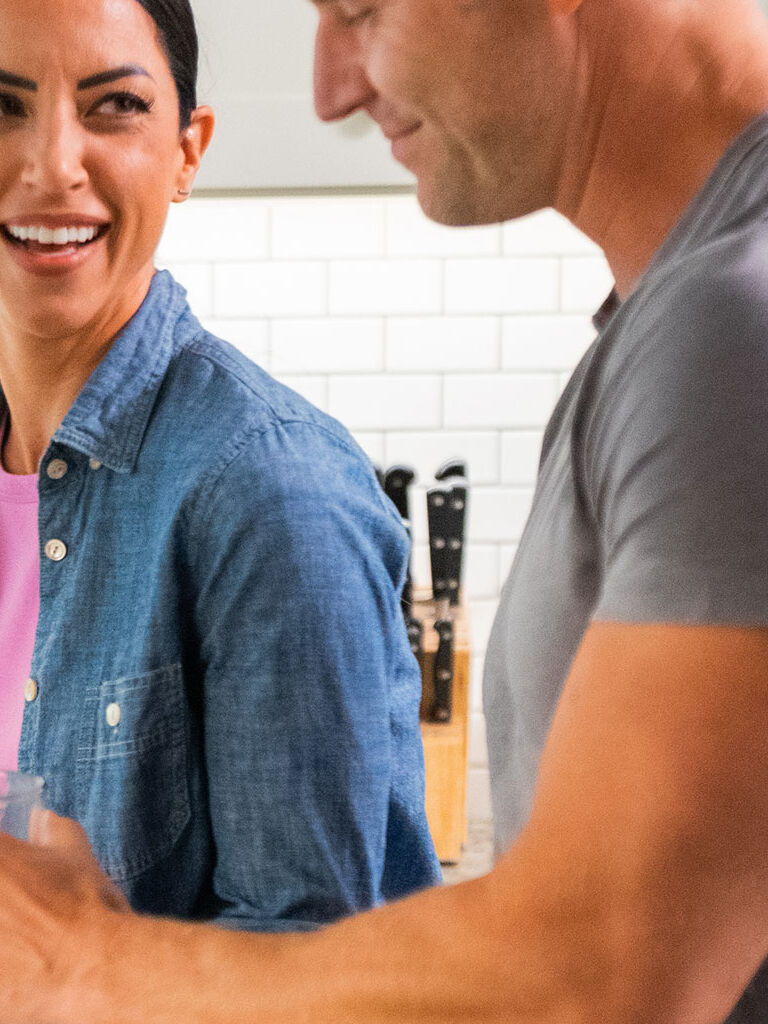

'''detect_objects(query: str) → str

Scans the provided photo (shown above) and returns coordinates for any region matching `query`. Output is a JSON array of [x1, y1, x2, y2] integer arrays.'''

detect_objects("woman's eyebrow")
[[0, 69, 36, 91], [0, 65, 154, 92], [77, 65, 154, 89]]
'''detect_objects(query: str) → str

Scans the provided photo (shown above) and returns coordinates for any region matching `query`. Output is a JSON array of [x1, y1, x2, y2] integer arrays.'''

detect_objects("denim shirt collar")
[[43, 270, 192, 474]]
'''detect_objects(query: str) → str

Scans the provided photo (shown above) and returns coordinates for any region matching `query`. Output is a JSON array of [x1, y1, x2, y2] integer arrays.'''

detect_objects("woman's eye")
[[0, 93, 26, 118], [91, 91, 154, 117]]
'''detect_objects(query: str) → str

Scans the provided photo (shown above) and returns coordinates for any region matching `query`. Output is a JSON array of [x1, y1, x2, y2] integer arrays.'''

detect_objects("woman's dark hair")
[[134, 0, 198, 128]]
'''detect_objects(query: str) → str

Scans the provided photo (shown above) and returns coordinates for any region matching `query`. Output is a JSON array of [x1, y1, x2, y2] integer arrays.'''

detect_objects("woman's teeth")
[[6, 225, 99, 244]]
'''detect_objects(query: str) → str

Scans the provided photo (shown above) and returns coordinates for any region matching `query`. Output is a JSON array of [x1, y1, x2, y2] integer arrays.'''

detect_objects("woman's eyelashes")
[[88, 90, 155, 118], [0, 92, 26, 119], [0, 89, 155, 124]]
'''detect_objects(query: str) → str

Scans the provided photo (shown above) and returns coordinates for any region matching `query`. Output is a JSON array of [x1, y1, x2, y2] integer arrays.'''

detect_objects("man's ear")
[[173, 105, 215, 202]]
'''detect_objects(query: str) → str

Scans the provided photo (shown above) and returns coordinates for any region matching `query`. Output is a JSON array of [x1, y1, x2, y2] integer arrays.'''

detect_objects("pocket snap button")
[[24, 678, 38, 702], [105, 702, 121, 728]]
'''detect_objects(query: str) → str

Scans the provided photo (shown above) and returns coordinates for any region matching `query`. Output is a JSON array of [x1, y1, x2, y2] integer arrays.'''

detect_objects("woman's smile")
[[1, 215, 110, 276]]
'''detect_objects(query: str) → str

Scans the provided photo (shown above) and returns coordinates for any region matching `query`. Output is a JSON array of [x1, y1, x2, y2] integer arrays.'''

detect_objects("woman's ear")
[[173, 105, 215, 201]]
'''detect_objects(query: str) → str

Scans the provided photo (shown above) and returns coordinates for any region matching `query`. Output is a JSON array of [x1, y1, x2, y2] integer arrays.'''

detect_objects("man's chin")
[[416, 179, 502, 227]]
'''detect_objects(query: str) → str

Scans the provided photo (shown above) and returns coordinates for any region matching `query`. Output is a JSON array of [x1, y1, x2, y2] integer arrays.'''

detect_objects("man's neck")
[[554, 0, 768, 299]]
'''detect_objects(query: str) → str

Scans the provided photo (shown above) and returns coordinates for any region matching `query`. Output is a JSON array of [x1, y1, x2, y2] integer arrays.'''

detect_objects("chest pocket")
[[76, 663, 191, 882]]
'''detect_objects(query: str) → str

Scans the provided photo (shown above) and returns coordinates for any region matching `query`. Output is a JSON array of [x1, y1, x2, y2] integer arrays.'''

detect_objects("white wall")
[[157, 194, 613, 823]]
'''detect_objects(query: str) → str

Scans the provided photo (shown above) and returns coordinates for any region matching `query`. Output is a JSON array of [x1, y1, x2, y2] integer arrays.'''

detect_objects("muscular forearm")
[[60, 846, 620, 1024]]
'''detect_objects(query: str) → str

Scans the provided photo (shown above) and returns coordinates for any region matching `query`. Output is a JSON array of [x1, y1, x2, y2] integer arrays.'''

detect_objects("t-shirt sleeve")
[[584, 266, 768, 625]]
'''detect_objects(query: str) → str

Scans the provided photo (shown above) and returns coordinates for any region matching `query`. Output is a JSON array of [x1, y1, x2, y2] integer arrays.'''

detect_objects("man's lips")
[[383, 122, 422, 144]]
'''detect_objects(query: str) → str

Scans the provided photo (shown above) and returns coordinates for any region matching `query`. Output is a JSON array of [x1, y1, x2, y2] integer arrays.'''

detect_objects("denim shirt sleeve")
[[186, 417, 430, 931]]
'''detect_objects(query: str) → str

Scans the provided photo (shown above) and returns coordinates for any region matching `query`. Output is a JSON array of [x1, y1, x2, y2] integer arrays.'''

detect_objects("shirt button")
[[46, 458, 68, 480], [105, 702, 121, 728], [89, 458, 102, 471], [24, 678, 38, 703], [44, 539, 67, 562]]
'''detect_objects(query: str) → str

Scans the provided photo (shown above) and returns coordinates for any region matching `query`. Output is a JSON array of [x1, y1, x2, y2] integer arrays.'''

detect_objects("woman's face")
[[0, 0, 211, 343]]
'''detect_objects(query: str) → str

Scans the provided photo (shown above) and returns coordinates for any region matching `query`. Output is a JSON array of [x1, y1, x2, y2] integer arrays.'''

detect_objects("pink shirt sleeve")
[[0, 463, 39, 771]]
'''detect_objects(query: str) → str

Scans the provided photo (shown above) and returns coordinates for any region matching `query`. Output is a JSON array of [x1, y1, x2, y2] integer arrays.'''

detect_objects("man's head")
[[311, 0, 768, 264], [312, 0, 582, 226]]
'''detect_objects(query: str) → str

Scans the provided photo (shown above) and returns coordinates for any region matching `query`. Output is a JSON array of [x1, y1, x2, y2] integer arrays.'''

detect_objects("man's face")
[[312, 0, 573, 226]]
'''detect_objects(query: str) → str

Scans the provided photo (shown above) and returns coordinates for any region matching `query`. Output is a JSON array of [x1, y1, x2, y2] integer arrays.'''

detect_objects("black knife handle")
[[384, 465, 415, 521], [444, 481, 467, 606], [430, 619, 454, 723], [435, 458, 468, 482], [427, 485, 451, 601], [406, 617, 423, 658]]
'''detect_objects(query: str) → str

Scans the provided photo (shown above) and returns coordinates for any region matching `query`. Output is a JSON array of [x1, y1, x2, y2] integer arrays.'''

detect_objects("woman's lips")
[[0, 223, 110, 276]]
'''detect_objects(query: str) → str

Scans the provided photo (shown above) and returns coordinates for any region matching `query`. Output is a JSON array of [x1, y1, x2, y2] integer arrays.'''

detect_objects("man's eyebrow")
[[77, 65, 153, 90], [0, 69, 36, 91]]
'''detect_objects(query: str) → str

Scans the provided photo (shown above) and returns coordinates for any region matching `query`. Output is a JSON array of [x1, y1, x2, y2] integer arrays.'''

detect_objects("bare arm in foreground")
[[5, 621, 768, 1024]]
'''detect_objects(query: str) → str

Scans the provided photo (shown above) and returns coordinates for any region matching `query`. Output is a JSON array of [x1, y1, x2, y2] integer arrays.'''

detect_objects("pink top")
[[0, 460, 39, 771]]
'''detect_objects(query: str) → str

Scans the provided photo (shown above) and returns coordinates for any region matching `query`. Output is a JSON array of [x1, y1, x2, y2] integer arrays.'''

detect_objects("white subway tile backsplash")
[[502, 315, 596, 371], [469, 712, 489, 767], [330, 260, 442, 315], [386, 317, 499, 371], [271, 198, 385, 259], [161, 262, 214, 317], [159, 198, 269, 263], [384, 430, 500, 485], [560, 256, 614, 312], [471, 655, 485, 714], [464, 545, 500, 599], [214, 262, 327, 318], [444, 373, 558, 428], [386, 196, 501, 257], [445, 258, 559, 314], [503, 209, 600, 256], [469, 488, 535, 542], [468, 598, 501, 653], [466, 768, 493, 824], [201, 318, 270, 366], [329, 374, 442, 429], [271, 318, 384, 373], [500, 430, 544, 484], [499, 544, 519, 581], [350, 432, 386, 466]]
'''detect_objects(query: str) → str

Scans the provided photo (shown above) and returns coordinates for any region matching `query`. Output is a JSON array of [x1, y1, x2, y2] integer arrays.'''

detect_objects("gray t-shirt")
[[484, 112, 768, 1022]]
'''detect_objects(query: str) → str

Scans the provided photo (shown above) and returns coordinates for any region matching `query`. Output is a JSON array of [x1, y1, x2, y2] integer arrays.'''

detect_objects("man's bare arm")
[[6, 622, 768, 1024]]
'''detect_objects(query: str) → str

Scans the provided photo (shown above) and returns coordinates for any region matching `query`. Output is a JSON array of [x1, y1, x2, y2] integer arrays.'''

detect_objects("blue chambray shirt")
[[16, 270, 440, 929]]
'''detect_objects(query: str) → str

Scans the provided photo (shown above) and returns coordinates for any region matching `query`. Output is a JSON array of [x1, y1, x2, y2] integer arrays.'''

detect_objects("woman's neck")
[[0, 269, 155, 475], [0, 327, 112, 474]]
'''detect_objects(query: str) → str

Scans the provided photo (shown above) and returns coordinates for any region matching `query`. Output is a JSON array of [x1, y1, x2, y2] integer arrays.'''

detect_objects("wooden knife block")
[[414, 594, 471, 865]]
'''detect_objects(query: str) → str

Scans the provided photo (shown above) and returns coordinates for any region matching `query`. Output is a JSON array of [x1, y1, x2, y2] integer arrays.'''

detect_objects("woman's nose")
[[313, 19, 377, 122], [20, 105, 88, 194]]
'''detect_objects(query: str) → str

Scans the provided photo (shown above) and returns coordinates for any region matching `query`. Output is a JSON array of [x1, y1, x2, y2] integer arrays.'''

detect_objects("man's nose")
[[20, 105, 88, 194], [313, 18, 377, 121]]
